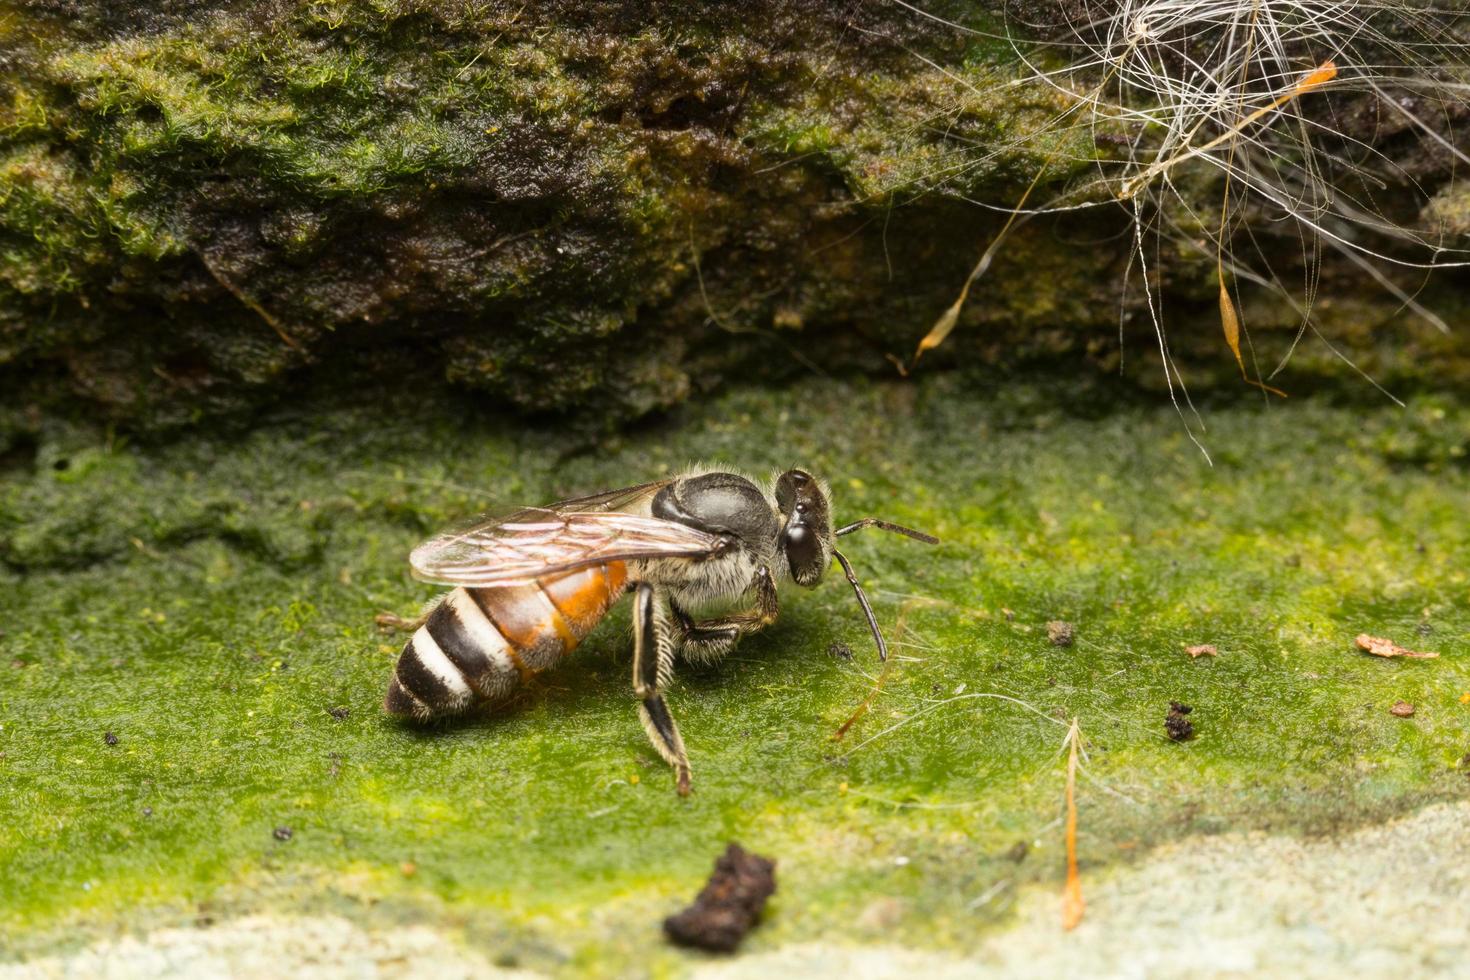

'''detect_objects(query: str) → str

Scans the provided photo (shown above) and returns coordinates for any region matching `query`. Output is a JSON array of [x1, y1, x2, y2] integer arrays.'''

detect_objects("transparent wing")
[[409, 506, 725, 588], [543, 478, 676, 515]]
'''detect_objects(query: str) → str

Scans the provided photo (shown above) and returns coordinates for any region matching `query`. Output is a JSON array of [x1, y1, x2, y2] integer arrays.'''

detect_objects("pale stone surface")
[[7, 801, 1468, 979], [699, 800, 1470, 979], [0, 915, 535, 980]]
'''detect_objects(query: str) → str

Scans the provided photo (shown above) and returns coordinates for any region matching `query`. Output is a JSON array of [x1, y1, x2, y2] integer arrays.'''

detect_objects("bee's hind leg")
[[375, 595, 443, 634], [375, 610, 429, 633], [671, 567, 780, 664], [632, 582, 692, 796]]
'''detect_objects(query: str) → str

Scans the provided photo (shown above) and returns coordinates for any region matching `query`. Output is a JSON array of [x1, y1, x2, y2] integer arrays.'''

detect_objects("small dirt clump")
[[103, 732, 119, 746], [1185, 644, 1218, 658], [664, 843, 776, 953], [1047, 621, 1075, 647], [273, 827, 293, 841], [328, 706, 350, 720], [1165, 701, 1195, 741], [1390, 701, 1416, 718]]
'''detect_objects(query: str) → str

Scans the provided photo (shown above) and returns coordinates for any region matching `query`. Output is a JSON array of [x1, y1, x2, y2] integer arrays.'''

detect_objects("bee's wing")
[[409, 507, 725, 588], [544, 478, 677, 514]]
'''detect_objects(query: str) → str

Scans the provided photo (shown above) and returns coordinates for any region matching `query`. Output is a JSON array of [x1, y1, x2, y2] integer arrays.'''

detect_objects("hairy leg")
[[632, 581, 692, 795]]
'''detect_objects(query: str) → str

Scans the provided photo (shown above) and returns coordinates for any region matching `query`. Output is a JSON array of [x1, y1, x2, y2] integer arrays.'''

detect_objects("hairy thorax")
[[633, 469, 782, 614]]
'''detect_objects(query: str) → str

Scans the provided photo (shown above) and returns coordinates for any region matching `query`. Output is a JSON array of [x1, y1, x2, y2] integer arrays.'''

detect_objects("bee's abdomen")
[[385, 562, 628, 720]]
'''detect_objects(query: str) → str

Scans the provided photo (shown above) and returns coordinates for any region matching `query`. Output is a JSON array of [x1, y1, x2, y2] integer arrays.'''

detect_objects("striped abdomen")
[[385, 562, 629, 720]]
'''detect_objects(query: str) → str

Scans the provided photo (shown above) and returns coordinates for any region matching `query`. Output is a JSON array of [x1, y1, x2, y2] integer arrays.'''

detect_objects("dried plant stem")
[[1062, 717, 1085, 931], [1217, 67, 1289, 399], [833, 655, 894, 741], [198, 249, 304, 352], [832, 598, 924, 740], [908, 159, 1054, 369], [1119, 61, 1338, 201]]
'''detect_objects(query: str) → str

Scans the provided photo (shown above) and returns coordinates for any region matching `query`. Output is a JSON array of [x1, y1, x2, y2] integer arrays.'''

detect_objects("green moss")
[[2, 377, 1467, 972], [1426, 181, 1470, 237]]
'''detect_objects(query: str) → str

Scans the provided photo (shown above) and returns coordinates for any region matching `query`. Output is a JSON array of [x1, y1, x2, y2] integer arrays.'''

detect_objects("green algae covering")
[[2, 376, 1467, 973]]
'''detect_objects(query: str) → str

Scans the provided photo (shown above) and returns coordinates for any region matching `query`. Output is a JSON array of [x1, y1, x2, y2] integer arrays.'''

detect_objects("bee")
[[385, 466, 937, 795]]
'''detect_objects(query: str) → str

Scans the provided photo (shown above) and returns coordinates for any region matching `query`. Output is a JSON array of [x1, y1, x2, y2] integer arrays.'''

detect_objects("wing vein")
[[410, 509, 724, 588]]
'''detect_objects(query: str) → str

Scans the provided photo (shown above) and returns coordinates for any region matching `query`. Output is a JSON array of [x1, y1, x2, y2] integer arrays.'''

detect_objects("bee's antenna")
[[835, 518, 939, 544], [832, 548, 888, 663]]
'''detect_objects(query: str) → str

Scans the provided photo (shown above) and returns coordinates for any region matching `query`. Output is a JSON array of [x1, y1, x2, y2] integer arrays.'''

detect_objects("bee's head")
[[776, 477, 939, 664], [774, 468, 833, 587]]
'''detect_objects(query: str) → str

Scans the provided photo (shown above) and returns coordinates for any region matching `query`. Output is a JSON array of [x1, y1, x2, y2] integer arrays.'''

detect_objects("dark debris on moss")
[[663, 843, 777, 953]]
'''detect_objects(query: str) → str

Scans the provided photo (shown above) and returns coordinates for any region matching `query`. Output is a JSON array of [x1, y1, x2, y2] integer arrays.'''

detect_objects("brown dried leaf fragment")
[[664, 843, 776, 953], [1356, 634, 1440, 659], [1390, 701, 1416, 718], [1185, 644, 1218, 658]]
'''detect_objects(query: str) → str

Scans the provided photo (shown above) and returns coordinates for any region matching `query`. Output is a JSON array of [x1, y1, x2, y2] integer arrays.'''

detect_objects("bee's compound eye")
[[784, 522, 820, 579]]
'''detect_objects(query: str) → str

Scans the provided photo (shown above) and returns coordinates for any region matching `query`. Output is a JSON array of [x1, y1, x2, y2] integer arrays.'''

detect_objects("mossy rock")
[[3, 1, 1468, 432]]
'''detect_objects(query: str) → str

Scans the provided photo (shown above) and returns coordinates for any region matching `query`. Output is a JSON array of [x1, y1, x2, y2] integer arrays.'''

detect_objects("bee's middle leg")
[[632, 582, 692, 796]]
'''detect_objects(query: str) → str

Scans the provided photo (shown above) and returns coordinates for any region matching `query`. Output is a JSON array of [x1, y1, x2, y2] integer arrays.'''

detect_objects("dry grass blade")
[[908, 159, 1054, 368], [1118, 61, 1339, 201], [833, 656, 894, 741], [1062, 717, 1085, 931], [1219, 276, 1288, 397], [913, 296, 965, 366], [1220, 277, 1241, 368]]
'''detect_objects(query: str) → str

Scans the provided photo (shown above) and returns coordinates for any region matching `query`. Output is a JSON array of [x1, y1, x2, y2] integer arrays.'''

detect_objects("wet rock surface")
[[2, 1, 1467, 435]]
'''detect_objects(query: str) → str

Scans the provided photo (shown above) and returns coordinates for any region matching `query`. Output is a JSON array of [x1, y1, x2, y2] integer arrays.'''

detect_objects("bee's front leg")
[[632, 582, 692, 796], [671, 567, 780, 663]]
